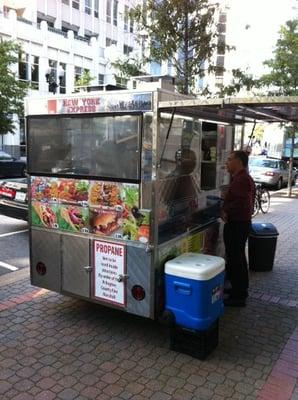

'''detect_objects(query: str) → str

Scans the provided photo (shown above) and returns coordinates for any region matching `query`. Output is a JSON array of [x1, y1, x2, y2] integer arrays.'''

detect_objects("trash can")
[[248, 223, 279, 271], [164, 253, 225, 331]]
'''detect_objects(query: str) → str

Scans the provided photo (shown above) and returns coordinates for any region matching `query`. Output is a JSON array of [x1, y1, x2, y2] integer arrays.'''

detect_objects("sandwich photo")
[[91, 211, 119, 236], [32, 202, 57, 228]]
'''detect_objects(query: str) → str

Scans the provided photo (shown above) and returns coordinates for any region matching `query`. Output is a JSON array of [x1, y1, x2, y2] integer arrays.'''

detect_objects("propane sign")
[[93, 240, 126, 306]]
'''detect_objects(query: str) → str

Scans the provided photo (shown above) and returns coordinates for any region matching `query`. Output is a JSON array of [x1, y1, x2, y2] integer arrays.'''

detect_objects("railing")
[[17, 17, 33, 25], [48, 26, 67, 37]]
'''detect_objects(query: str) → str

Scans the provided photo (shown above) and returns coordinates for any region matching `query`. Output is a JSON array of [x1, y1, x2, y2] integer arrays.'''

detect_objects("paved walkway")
[[0, 187, 298, 400]]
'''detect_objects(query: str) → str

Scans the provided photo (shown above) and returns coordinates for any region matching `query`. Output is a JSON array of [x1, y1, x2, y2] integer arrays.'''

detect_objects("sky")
[[225, 0, 298, 77]]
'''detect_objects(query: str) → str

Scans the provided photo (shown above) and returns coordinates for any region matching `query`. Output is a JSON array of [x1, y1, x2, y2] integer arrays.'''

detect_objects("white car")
[[249, 157, 294, 190]]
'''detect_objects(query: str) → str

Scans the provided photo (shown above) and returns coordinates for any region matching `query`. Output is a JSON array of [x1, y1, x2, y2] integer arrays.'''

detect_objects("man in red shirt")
[[222, 150, 255, 307]]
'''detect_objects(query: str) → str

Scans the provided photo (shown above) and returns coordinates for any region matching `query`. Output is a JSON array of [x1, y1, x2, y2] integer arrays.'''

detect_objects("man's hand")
[[221, 210, 228, 223]]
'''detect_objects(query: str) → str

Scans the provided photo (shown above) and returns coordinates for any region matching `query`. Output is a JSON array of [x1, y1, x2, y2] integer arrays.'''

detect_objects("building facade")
[[0, 0, 138, 150]]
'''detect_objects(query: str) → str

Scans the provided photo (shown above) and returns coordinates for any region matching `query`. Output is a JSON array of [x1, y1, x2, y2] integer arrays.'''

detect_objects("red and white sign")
[[93, 240, 126, 306]]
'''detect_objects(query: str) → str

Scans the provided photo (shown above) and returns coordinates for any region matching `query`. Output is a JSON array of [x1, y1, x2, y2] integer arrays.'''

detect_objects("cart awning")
[[158, 96, 298, 125]]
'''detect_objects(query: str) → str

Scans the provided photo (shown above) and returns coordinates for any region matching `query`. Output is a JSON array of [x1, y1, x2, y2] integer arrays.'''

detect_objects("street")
[[0, 215, 28, 276], [0, 188, 298, 399]]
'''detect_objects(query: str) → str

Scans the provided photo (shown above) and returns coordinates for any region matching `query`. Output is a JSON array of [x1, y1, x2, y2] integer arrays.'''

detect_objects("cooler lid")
[[250, 223, 279, 237], [165, 252, 225, 281]]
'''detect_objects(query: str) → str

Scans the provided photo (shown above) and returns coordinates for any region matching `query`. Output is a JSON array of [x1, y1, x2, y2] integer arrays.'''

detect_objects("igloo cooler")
[[165, 253, 225, 331]]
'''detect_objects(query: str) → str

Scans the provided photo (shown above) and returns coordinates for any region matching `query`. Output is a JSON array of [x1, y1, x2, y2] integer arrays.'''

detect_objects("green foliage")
[[217, 68, 258, 96], [0, 39, 28, 135], [130, 0, 225, 94], [75, 70, 94, 89], [112, 56, 145, 87], [260, 19, 298, 96]]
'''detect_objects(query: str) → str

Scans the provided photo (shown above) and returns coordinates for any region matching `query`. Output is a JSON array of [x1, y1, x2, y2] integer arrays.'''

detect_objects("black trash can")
[[248, 223, 279, 271]]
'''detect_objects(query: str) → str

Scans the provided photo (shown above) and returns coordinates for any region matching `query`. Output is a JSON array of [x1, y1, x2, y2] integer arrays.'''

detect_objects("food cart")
[[25, 82, 234, 321]]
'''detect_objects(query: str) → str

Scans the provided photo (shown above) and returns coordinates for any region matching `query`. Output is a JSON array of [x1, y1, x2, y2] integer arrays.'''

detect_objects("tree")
[[75, 70, 94, 90], [258, 18, 298, 197], [130, 0, 229, 95], [0, 39, 28, 136], [259, 19, 298, 96], [111, 55, 145, 88]]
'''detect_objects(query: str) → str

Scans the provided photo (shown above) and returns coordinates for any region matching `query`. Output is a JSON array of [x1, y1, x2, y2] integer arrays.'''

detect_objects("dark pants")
[[223, 221, 251, 299]]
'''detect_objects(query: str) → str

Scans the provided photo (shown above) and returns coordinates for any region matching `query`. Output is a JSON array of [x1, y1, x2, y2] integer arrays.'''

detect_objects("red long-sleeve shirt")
[[223, 169, 255, 222]]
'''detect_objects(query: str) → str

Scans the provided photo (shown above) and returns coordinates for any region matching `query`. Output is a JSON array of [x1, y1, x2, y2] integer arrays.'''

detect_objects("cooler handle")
[[174, 281, 192, 296]]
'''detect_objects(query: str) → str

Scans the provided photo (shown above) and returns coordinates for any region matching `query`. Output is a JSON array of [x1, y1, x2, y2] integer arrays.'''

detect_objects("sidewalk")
[[0, 188, 298, 400]]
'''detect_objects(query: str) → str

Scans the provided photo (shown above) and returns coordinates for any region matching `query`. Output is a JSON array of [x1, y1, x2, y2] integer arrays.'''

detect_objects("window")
[[219, 13, 227, 24], [124, 5, 129, 31], [85, 0, 91, 14], [217, 34, 226, 55], [19, 53, 29, 82], [123, 45, 133, 55], [113, 0, 118, 26], [74, 66, 82, 86], [106, 37, 117, 47], [72, 0, 79, 10], [106, 0, 112, 23], [28, 115, 141, 180], [215, 55, 224, 77], [19, 53, 39, 90], [94, 0, 99, 17], [130, 17, 134, 33], [59, 62, 66, 94], [62, 0, 69, 4], [31, 56, 39, 90], [98, 74, 104, 85]]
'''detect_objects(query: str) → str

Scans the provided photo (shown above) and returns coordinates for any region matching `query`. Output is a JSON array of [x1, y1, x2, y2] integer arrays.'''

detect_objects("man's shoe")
[[224, 297, 246, 307]]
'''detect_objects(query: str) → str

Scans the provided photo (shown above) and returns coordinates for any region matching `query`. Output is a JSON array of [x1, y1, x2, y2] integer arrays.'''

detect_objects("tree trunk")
[[183, 9, 189, 95]]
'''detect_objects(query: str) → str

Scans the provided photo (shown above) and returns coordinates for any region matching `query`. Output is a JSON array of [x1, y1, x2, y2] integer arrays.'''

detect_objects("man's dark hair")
[[232, 150, 249, 168]]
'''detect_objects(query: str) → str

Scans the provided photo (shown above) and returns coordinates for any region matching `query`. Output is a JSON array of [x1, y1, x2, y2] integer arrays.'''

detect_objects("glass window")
[[130, 17, 134, 33], [124, 5, 129, 31], [72, 0, 80, 10], [98, 74, 104, 84], [62, 0, 69, 4], [106, 0, 112, 23], [31, 56, 39, 90], [19, 53, 29, 81], [59, 62, 66, 94], [85, 0, 91, 14], [249, 158, 278, 168], [158, 113, 200, 178], [28, 115, 141, 180], [94, 0, 99, 17], [113, 0, 118, 26], [19, 53, 39, 90]]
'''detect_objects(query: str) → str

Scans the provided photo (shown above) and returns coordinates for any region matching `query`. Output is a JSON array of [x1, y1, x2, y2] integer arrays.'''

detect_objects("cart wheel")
[[159, 310, 175, 327]]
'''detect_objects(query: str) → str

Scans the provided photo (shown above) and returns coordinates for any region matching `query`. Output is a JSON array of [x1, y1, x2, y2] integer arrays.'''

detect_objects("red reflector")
[[36, 262, 46, 276], [131, 285, 146, 301]]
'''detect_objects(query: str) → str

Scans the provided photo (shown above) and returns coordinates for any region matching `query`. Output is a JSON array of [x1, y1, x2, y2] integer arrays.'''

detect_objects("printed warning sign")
[[93, 240, 126, 306]]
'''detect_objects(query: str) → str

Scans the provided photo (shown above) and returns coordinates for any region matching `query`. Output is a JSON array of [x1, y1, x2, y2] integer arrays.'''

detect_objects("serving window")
[[28, 114, 141, 180]]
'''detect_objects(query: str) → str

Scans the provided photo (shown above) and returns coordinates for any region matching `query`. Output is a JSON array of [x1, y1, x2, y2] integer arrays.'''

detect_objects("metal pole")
[[287, 124, 296, 197]]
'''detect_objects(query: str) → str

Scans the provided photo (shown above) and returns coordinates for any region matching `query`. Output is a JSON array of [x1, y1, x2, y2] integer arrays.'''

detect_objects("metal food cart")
[[26, 83, 234, 321]]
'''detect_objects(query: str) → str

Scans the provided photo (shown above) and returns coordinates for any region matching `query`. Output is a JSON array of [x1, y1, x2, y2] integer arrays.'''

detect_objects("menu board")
[[30, 177, 150, 243], [93, 240, 126, 306]]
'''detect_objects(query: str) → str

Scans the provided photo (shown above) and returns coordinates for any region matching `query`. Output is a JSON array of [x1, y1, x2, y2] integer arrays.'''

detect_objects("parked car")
[[0, 178, 28, 220], [0, 150, 26, 178], [249, 157, 295, 190]]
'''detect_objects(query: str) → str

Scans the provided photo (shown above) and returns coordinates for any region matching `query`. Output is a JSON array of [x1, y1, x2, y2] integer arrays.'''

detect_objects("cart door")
[[61, 235, 90, 298]]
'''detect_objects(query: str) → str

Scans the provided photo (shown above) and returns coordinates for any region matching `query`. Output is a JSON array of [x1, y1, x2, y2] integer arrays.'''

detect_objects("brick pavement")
[[0, 187, 298, 400]]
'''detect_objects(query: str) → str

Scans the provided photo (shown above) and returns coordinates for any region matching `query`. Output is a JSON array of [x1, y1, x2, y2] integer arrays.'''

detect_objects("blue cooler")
[[165, 253, 225, 331]]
